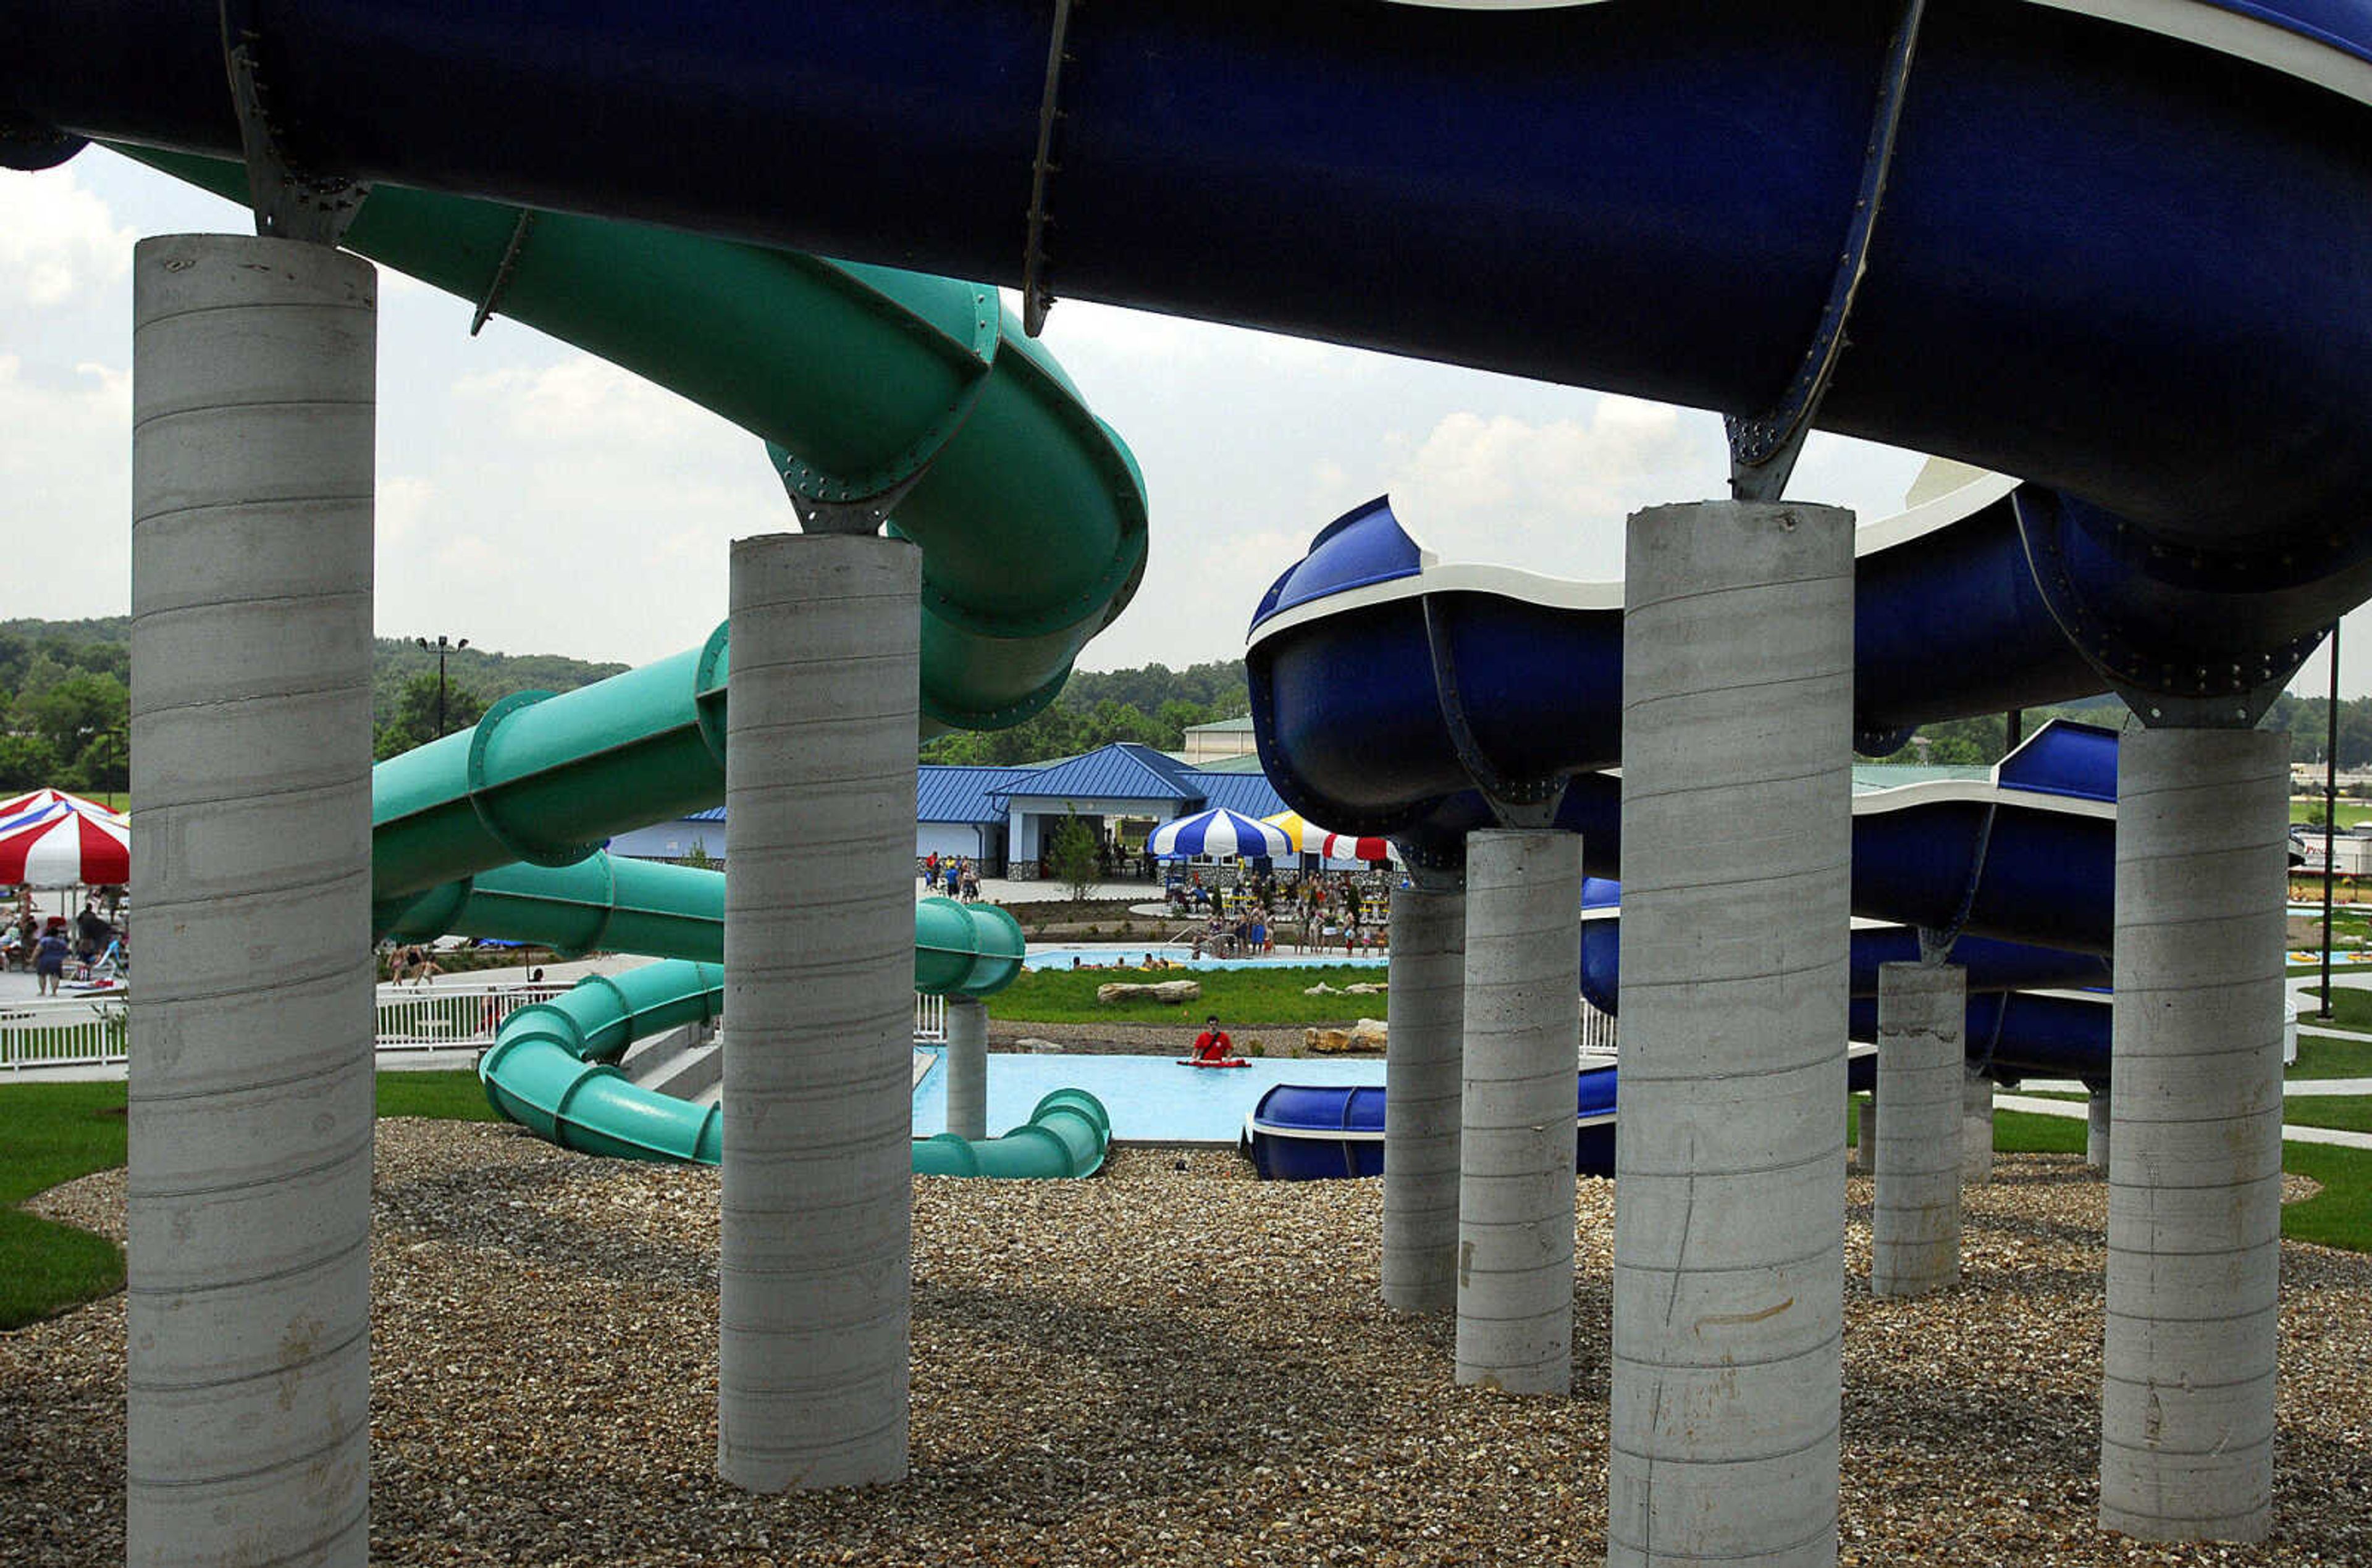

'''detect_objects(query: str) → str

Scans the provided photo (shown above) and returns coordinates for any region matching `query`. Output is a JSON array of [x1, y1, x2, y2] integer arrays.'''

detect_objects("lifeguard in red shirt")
[[1191, 1015, 1234, 1063]]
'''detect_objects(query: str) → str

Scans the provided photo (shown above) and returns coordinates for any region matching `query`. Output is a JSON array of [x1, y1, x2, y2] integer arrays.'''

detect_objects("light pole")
[[415, 634, 468, 737], [2322, 621, 2340, 1020]]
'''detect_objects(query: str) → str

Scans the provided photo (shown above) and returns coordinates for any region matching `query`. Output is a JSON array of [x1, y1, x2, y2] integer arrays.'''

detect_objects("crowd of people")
[[919, 851, 983, 902], [1170, 868, 1392, 957], [3, 894, 127, 994]]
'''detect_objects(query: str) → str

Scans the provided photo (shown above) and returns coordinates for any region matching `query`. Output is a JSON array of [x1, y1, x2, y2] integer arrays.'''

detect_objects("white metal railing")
[[0, 993, 130, 1071], [372, 981, 566, 1053], [1581, 999, 1619, 1056], [7, 981, 966, 1068], [0, 982, 569, 1071]]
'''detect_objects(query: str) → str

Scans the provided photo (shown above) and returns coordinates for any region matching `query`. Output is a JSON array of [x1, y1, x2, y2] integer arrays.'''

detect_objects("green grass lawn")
[[2277, 1141, 2372, 1251], [2021, 1083, 2372, 1134], [2278, 1096, 2372, 1135], [991, 962, 1391, 1031], [375, 1070, 502, 1121], [0, 1080, 127, 1331], [2289, 992, 2372, 1060], [2290, 799, 2372, 828], [0, 1071, 496, 1330], [1853, 1108, 2371, 1246]]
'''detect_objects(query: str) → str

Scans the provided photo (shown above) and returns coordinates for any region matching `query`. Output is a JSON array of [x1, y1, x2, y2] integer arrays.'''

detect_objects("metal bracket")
[[469, 211, 538, 336], [1855, 721, 1917, 758], [1726, 0, 1925, 501], [0, 111, 85, 172], [1397, 844, 1466, 895], [1911, 799, 1996, 966], [1020, 0, 1078, 337], [1969, 996, 2006, 1078], [221, 0, 368, 245], [784, 463, 936, 537], [1423, 597, 1567, 828], [2014, 488, 2319, 728]]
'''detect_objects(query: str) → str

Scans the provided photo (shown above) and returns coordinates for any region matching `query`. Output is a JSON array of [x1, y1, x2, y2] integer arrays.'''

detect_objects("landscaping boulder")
[[1096, 979, 1202, 1006], [1305, 1017, 1388, 1054]]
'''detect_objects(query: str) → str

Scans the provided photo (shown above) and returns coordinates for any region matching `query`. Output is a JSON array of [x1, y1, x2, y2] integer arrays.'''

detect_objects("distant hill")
[[0, 616, 626, 732], [365, 637, 629, 727]]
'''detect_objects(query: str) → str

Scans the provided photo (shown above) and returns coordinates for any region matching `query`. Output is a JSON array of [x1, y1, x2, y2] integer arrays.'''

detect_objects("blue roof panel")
[[917, 765, 1029, 823], [1194, 772, 1288, 820], [996, 742, 1204, 805]]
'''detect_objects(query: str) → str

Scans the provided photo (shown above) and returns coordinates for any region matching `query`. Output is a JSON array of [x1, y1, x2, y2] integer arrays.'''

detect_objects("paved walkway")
[[1997, 1092, 2372, 1151]]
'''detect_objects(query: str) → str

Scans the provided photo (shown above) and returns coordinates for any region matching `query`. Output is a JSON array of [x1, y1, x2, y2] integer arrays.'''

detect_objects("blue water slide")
[[8, 2, 2372, 627], [1247, 484, 2167, 864], [1578, 888, 2116, 1083], [1245, 1070, 1620, 1182], [1244, 1050, 1881, 1181]]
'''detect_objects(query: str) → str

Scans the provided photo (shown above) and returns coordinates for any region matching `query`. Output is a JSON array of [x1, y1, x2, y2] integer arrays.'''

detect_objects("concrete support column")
[[1456, 831, 1582, 1393], [1870, 963, 1966, 1299], [2100, 727, 2286, 1542], [1609, 499, 1854, 1568], [127, 235, 377, 1567], [1382, 887, 1466, 1314], [1961, 1068, 1995, 1184], [719, 533, 920, 1491], [2086, 1088, 2111, 1170], [944, 997, 988, 1142], [1854, 1090, 1878, 1176]]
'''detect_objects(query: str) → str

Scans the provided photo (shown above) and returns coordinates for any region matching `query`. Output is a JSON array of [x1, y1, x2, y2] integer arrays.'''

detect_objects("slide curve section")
[[479, 922, 1108, 1179]]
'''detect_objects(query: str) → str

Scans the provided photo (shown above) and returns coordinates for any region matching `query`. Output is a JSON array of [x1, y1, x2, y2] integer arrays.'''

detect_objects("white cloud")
[[0, 354, 132, 621], [377, 475, 436, 546], [1384, 397, 1721, 579], [452, 354, 721, 449], [0, 169, 135, 308]]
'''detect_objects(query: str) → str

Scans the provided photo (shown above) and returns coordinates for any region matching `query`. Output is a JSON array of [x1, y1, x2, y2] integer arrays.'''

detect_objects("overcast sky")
[[4, 149, 2361, 701]]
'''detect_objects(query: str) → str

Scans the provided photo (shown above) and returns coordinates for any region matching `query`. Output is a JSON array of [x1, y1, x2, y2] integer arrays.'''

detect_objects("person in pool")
[[1190, 1015, 1234, 1063]]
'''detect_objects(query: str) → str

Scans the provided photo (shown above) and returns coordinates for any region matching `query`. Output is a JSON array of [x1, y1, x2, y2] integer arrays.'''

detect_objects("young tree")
[[1046, 809, 1101, 903]]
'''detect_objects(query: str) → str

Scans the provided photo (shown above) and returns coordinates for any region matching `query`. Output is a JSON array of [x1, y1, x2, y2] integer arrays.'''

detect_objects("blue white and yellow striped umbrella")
[[1148, 807, 1293, 860], [1260, 810, 1323, 853]]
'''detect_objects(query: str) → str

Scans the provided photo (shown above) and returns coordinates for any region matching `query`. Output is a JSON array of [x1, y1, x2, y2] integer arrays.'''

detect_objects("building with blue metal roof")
[[603, 741, 1291, 878]]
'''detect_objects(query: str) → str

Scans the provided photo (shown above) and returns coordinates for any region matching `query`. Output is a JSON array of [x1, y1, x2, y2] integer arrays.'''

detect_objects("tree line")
[[917, 658, 1253, 766], [14, 613, 2371, 794], [0, 618, 628, 788], [1896, 692, 2372, 769]]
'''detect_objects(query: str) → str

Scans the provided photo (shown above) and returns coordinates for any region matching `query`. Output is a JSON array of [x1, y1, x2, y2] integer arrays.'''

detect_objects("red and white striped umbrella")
[[0, 788, 125, 826], [1309, 825, 1394, 863], [0, 792, 130, 887], [1317, 831, 1399, 864]]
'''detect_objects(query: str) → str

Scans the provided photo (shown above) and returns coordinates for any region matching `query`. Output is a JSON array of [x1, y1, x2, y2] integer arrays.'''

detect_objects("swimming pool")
[[1020, 944, 1386, 972], [912, 1048, 1384, 1143]]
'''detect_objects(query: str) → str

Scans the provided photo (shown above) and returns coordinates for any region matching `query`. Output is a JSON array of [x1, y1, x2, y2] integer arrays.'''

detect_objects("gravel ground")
[[5, 1126, 2368, 1566]]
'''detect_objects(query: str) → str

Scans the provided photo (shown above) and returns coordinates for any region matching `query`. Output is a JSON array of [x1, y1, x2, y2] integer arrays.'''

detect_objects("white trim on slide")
[[1247, 471, 2014, 650], [2022, 0, 2372, 109], [1380, 1, 2372, 109]]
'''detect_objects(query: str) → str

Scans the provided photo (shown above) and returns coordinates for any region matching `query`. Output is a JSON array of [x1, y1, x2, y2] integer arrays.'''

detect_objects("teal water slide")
[[117, 151, 1134, 1175], [466, 897, 1106, 1178]]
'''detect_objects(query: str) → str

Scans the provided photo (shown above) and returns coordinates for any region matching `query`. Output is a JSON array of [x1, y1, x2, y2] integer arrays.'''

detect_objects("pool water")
[[912, 1048, 1384, 1143]]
